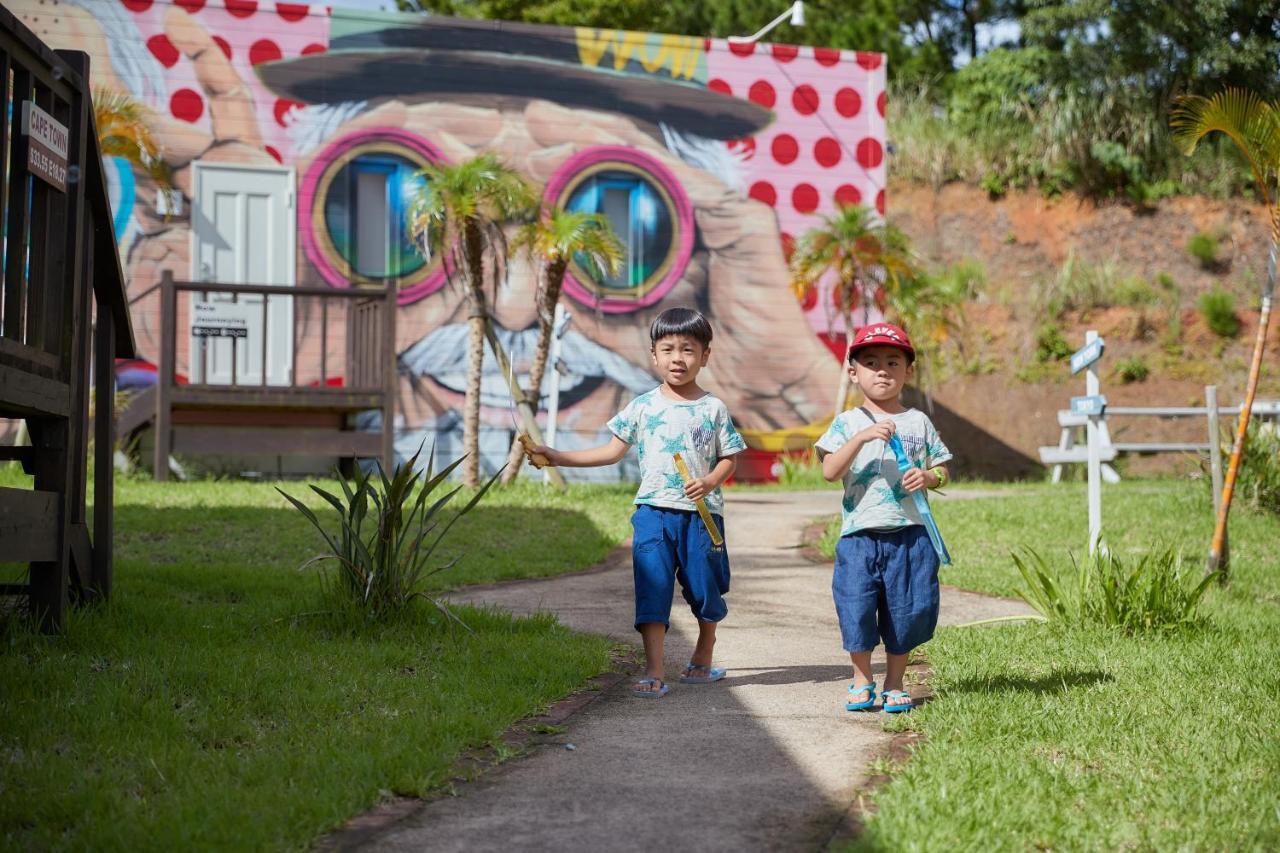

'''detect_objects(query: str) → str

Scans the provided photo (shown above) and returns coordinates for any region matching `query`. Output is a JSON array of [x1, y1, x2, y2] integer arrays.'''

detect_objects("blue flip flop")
[[632, 677, 669, 698], [679, 663, 726, 684], [882, 690, 913, 713], [846, 682, 876, 711]]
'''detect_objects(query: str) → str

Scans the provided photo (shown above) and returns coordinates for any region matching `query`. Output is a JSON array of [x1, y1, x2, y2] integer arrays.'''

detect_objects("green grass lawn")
[[0, 475, 635, 850], [816, 482, 1280, 850]]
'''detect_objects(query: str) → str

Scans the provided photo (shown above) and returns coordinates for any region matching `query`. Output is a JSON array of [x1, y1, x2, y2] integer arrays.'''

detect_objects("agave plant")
[[277, 444, 502, 622], [1013, 548, 1219, 634]]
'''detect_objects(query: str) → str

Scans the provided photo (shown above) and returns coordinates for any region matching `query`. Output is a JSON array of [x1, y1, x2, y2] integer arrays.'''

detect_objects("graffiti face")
[[16, 0, 887, 470]]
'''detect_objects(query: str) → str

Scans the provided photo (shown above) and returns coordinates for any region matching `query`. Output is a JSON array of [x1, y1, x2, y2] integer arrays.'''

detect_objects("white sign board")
[[190, 300, 255, 339], [21, 101, 69, 192], [1070, 394, 1107, 417], [1070, 337, 1105, 374]]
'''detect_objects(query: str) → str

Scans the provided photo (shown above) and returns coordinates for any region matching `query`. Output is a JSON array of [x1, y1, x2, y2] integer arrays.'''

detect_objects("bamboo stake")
[[672, 452, 724, 548]]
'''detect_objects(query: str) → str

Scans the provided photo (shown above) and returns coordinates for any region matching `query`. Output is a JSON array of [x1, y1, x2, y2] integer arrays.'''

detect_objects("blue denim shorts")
[[833, 526, 939, 654], [631, 504, 729, 630]]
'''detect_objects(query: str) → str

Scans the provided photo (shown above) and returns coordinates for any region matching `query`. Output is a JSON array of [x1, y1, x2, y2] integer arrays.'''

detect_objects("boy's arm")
[[819, 420, 896, 481], [533, 436, 630, 468], [683, 455, 737, 501]]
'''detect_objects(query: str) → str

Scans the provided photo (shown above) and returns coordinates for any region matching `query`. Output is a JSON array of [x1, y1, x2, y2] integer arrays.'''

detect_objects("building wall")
[[15, 0, 887, 478]]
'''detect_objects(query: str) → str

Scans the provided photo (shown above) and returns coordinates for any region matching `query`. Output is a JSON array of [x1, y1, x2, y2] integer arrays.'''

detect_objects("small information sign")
[[1070, 337, 1105, 374], [191, 301, 254, 339], [21, 101, 68, 192], [1070, 394, 1107, 417]]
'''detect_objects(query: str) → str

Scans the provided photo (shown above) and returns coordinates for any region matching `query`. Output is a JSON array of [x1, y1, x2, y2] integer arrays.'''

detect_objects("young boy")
[[815, 323, 952, 713], [531, 307, 747, 698]]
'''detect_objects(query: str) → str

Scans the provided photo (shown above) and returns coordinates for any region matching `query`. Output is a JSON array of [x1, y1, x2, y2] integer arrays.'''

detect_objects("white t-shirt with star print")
[[607, 388, 747, 515], [815, 408, 952, 536]]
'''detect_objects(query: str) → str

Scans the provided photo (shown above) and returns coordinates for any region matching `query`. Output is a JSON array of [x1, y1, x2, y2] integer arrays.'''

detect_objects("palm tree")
[[93, 87, 171, 189], [789, 203, 921, 415], [499, 206, 624, 483], [1171, 88, 1280, 581], [407, 154, 535, 486]]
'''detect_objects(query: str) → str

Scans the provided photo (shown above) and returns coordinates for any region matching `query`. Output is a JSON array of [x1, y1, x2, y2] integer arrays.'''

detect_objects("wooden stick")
[[672, 452, 724, 547]]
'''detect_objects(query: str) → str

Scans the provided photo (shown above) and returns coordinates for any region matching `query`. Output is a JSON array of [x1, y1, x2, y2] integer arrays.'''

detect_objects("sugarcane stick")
[[517, 433, 550, 469], [672, 452, 724, 547]]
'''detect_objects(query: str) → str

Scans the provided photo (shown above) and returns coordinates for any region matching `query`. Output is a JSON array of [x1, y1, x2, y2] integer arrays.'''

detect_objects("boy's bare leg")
[[638, 622, 666, 693], [849, 651, 875, 688], [883, 651, 911, 707], [686, 619, 717, 673]]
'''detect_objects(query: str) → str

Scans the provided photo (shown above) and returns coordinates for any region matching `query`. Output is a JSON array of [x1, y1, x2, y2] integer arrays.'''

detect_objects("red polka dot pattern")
[[265, 145, 283, 163], [170, 88, 204, 123], [273, 98, 301, 127], [856, 52, 882, 70], [708, 78, 731, 96], [813, 47, 840, 66], [748, 181, 777, 206], [835, 87, 861, 118], [212, 36, 233, 59], [250, 39, 282, 65], [875, 190, 886, 215], [856, 138, 883, 169], [771, 43, 798, 63], [792, 84, 819, 115], [748, 80, 776, 108], [726, 136, 757, 159], [301, 42, 326, 55], [147, 34, 179, 68], [225, 0, 257, 18], [120, 0, 153, 12], [834, 184, 862, 207], [728, 39, 755, 57], [877, 91, 886, 117], [771, 134, 798, 165], [814, 137, 841, 168], [276, 2, 308, 20], [792, 183, 818, 213], [781, 232, 796, 261], [175, 0, 205, 11]]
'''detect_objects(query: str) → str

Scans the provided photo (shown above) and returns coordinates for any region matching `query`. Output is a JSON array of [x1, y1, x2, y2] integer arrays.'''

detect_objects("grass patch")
[[0, 477, 634, 848], [824, 481, 1280, 850]]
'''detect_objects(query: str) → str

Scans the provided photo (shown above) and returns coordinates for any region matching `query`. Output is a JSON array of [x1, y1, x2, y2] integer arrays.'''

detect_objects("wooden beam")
[[170, 408, 344, 428], [154, 271, 175, 482], [169, 386, 384, 410], [0, 362, 70, 416], [0, 446, 35, 472], [172, 427, 383, 457], [93, 300, 114, 601], [0, 487, 59, 561]]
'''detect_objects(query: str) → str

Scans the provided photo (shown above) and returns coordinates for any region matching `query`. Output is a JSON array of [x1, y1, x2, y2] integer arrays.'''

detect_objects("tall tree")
[[788, 203, 920, 415], [1171, 88, 1280, 582], [407, 154, 534, 486], [498, 207, 623, 482]]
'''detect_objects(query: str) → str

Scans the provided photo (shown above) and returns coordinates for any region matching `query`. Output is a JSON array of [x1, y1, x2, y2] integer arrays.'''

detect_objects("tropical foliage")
[[500, 206, 623, 482], [407, 154, 535, 486], [93, 87, 171, 189]]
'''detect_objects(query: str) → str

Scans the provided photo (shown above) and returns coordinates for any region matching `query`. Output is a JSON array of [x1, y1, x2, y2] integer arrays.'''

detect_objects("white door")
[[191, 163, 295, 386]]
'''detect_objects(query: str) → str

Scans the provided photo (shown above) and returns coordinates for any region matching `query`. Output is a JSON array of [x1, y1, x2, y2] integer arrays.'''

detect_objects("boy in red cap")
[[814, 323, 952, 713]]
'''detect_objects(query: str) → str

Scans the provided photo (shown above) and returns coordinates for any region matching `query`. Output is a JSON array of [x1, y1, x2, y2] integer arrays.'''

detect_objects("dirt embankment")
[[890, 182, 1279, 479]]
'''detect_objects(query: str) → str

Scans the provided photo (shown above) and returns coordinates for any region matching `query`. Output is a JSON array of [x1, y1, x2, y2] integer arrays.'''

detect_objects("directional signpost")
[[1070, 331, 1106, 553]]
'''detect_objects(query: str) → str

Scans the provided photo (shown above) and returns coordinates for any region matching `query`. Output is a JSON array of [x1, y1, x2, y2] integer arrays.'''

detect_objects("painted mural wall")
[[14, 0, 887, 478]]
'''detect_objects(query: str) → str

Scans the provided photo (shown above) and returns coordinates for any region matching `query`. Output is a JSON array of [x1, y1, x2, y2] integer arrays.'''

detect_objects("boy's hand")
[[684, 476, 713, 501], [857, 420, 897, 445], [526, 443, 557, 468], [901, 467, 930, 493]]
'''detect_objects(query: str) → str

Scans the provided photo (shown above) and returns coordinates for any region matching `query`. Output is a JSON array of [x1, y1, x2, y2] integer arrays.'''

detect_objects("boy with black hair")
[[815, 323, 952, 713], [532, 307, 747, 697]]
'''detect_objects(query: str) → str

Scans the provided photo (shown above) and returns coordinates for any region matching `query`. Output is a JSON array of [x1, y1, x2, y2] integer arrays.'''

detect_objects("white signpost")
[[1070, 331, 1106, 553], [190, 300, 254, 339]]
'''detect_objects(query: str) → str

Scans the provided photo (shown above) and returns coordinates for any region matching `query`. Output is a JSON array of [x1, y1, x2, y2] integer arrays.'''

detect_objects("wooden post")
[[1085, 330, 1102, 554], [92, 296, 115, 600], [1205, 385, 1227, 570], [482, 317, 566, 488], [154, 270, 175, 481], [381, 285, 397, 474]]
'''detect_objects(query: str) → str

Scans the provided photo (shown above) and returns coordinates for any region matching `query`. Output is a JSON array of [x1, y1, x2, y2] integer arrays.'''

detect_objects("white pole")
[[543, 304, 567, 485], [1205, 384, 1227, 561], [1085, 330, 1102, 553]]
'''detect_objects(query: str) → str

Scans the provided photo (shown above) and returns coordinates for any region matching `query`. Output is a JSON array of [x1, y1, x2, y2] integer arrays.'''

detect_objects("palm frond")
[[1170, 89, 1280, 208]]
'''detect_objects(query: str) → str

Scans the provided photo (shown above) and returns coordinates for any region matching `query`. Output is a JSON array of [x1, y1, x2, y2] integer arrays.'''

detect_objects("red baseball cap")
[[847, 322, 915, 362]]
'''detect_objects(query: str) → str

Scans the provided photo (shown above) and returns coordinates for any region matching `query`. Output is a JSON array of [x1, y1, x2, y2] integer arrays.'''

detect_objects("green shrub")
[[1034, 321, 1072, 362], [1113, 276, 1158, 306], [1013, 548, 1217, 634], [1115, 355, 1150, 383], [1186, 232, 1220, 268], [1155, 271, 1177, 292], [1235, 422, 1280, 515], [277, 446, 499, 622], [776, 450, 830, 489], [1039, 251, 1120, 315], [1197, 287, 1240, 337]]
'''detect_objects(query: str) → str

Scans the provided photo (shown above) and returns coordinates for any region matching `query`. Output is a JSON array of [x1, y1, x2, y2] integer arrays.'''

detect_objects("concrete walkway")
[[362, 491, 1032, 852]]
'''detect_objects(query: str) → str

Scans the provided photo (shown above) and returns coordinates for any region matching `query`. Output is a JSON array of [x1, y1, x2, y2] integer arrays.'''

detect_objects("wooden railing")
[[152, 271, 396, 479], [0, 6, 136, 631]]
